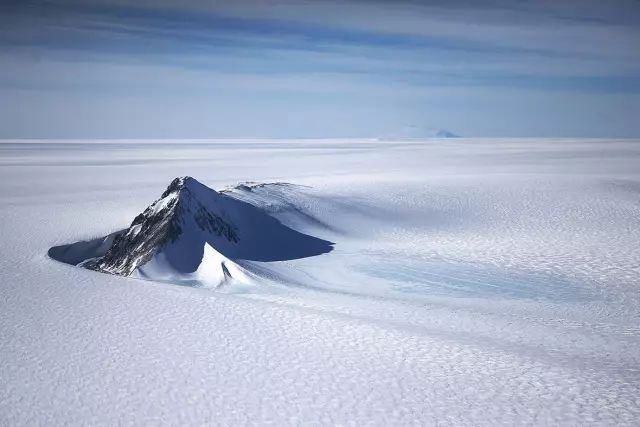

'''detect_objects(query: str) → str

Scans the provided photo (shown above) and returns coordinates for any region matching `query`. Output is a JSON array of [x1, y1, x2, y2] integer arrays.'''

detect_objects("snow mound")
[[49, 177, 334, 288]]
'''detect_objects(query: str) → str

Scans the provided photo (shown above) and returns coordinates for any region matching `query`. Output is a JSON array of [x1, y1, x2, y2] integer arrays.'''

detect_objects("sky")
[[1, 0, 639, 138]]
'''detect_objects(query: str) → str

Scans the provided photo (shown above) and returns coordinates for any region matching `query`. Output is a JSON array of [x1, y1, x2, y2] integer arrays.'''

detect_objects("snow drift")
[[48, 176, 334, 287]]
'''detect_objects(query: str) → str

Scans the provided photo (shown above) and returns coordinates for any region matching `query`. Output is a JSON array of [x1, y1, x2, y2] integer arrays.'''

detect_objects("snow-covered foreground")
[[1, 138, 639, 425]]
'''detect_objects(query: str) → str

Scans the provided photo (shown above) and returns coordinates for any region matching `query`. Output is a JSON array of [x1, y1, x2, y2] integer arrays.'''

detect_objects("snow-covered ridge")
[[49, 177, 334, 287]]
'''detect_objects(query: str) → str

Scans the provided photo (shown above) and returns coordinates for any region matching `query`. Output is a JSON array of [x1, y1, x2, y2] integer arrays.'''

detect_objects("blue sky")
[[1, 0, 639, 138]]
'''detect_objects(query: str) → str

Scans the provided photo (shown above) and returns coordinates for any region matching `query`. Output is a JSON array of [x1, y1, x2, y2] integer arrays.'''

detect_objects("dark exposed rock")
[[87, 176, 238, 276]]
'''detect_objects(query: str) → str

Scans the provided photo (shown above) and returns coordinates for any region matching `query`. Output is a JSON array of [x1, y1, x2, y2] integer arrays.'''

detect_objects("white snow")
[[134, 243, 253, 289], [1, 138, 639, 425]]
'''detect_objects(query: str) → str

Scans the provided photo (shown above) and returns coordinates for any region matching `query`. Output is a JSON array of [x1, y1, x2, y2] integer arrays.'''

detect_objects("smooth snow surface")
[[1, 138, 640, 425]]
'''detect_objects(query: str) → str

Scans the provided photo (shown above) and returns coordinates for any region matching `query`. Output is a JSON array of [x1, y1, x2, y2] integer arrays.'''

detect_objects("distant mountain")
[[382, 125, 460, 139], [432, 129, 459, 138]]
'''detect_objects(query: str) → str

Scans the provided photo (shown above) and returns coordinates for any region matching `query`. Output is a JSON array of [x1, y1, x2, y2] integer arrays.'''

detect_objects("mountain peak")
[[433, 129, 458, 138], [382, 125, 460, 139], [161, 176, 212, 198], [51, 178, 334, 287], [161, 176, 191, 197], [87, 176, 238, 275]]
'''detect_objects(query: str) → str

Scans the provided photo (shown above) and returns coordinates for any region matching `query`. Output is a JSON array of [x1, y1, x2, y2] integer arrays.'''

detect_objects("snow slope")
[[1, 138, 639, 425]]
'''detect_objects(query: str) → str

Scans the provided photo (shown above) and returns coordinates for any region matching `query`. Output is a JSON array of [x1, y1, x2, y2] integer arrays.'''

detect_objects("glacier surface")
[[1, 138, 639, 425]]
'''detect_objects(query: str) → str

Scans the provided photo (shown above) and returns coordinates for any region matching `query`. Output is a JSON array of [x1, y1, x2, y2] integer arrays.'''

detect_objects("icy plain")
[[1, 138, 639, 425]]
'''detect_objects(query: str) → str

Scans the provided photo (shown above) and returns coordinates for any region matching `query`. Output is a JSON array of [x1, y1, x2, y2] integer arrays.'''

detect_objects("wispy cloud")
[[0, 0, 639, 137]]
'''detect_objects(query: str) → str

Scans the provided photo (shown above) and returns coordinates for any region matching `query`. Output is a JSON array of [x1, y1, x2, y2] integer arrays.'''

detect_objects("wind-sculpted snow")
[[2, 138, 640, 425]]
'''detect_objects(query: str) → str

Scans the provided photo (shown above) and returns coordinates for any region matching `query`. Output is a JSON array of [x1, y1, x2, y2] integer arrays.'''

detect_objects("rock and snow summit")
[[51, 177, 333, 287]]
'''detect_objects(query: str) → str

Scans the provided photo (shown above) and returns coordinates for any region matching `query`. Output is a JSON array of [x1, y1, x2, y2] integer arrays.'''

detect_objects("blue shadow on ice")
[[356, 257, 591, 302]]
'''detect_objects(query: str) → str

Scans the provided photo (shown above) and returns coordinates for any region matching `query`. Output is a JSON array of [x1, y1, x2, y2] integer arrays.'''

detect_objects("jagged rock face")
[[72, 176, 333, 281], [86, 177, 238, 276]]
